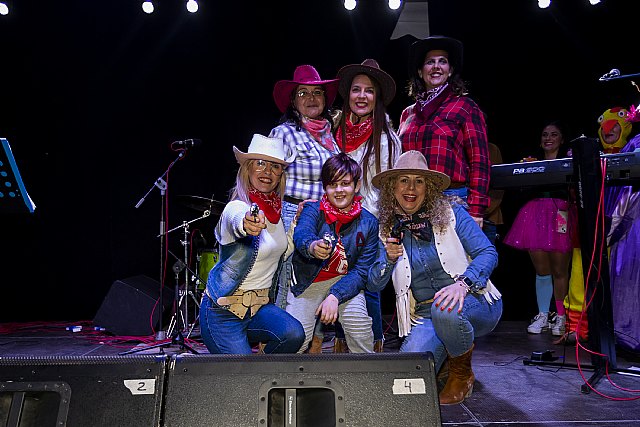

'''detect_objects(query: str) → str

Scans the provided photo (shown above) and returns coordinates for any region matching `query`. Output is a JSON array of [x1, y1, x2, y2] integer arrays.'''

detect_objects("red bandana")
[[319, 194, 362, 233], [336, 113, 373, 153], [248, 188, 282, 224]]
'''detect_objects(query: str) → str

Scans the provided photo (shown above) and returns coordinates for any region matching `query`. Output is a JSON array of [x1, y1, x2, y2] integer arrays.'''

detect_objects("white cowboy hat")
[[233, 134, 295, 166]]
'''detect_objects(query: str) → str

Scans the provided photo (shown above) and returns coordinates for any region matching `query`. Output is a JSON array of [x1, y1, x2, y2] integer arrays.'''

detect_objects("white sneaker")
[[551, 314, 566, 336], [527, 312, 550, 334]]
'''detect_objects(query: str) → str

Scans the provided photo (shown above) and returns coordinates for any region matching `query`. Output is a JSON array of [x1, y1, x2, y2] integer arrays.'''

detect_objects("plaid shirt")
[[398, 95, 490, 217], [269, 122, 340, 201]]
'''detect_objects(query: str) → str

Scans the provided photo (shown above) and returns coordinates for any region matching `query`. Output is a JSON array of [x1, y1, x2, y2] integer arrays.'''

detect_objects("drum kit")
[[164, 195, 225, 339]]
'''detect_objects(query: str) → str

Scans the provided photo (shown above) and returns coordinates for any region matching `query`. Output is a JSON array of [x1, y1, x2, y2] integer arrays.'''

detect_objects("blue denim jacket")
[[291, 201, 379, 303], [368, 203, 497, 303], [207, 234, 284, 302]]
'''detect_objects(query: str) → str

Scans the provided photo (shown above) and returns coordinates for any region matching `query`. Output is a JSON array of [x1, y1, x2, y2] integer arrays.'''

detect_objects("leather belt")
[[448, 182, 467, 189], [284, 195, 303, 205], [211, 288, 270, 319]]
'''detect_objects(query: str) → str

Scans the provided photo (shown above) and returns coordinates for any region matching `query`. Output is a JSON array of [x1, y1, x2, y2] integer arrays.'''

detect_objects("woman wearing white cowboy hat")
[[367, 150, 502, 405], [199, 134, 305, 354], [268, 64, 341, 309]]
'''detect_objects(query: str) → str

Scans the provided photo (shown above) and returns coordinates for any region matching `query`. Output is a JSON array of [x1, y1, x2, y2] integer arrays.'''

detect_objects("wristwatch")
[[456, 275, 483, 293]]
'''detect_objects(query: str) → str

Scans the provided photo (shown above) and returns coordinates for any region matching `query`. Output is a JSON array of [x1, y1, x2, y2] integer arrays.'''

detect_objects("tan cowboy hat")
[[272, 64, 339, 113], [371, 150, 451, 191], [336, 59, 396, 106], [233, 134, 295, 166], [408, 35, 463, 79]]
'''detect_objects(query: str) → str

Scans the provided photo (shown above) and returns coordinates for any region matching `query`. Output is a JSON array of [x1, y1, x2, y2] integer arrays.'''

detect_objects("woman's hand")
[[310, 239, 332, 259], [384, 237, 403, 262], [316, 294, 339, 324], [243, 209, 266, 236], [434, 281, 468, 314]]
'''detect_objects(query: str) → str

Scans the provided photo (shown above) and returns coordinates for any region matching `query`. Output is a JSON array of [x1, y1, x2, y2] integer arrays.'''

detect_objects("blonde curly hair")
[[377, 175, 453, 237]]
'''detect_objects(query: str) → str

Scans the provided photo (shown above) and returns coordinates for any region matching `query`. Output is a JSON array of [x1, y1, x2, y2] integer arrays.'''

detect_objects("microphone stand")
[[134, 151, 185, 341]]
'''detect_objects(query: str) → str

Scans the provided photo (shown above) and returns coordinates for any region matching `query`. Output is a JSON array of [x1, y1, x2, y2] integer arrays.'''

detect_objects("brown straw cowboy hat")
[[371, 150, 451, 191], [408, 35, 463, 79], [336, 59, 396, 106], [272, 65, 339, 113], [233, 134, 295, 166]]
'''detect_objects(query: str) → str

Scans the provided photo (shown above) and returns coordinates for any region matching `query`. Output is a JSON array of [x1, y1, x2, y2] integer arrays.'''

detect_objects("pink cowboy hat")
[[272, 65, 339, 113]]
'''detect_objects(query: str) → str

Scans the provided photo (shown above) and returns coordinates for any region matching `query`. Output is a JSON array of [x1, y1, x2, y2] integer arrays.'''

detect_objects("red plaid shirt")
[[398, 94, 490, 218]]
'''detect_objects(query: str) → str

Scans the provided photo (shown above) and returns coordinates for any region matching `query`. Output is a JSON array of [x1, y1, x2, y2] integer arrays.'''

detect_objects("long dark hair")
[[277, 85, 336, 130], [336, 74, 398, 186]]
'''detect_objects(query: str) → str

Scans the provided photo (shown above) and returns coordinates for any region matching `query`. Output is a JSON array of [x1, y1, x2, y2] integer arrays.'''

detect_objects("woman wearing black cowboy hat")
[[398, 35, 491, 230]]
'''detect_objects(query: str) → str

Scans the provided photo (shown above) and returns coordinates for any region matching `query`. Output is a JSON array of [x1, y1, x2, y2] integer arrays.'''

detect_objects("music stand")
[[0, 138, 36, 213]]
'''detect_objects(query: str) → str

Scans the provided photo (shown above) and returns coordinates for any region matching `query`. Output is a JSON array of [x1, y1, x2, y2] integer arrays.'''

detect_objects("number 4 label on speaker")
[[392, 378, 426, 394], [123, 379, 156, 395]]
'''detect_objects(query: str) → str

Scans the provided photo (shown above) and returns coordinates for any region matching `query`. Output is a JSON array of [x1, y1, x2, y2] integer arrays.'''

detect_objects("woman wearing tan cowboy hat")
[[312, 59, 402, 354], [367, 150, 502, 405], [268, 64, 341, 308], [398, 35, 491, 230], [199, 134, 305, 354]]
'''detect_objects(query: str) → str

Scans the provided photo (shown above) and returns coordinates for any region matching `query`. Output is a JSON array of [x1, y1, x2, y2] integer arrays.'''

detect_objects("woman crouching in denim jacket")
[[368, 150, 502, 405], [199, 134, 305, 354]]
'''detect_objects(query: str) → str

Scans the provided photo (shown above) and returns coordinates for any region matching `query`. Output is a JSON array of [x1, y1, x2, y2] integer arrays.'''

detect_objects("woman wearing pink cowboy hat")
[[268, 65, 341, 309]]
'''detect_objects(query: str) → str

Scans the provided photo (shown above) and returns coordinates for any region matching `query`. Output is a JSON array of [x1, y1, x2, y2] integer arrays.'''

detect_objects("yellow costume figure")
[[564, 107, 633, 343]]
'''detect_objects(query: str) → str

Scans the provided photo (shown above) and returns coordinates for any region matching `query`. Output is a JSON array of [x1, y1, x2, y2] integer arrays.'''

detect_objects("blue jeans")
[[275, 200, 299, 309], [400, 294, 503, 371], [200, 294, 305, 354]]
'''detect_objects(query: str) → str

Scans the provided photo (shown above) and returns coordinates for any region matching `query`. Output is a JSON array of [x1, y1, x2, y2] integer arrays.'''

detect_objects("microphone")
[[172, 138, 202, 149], [599, 68, 620, 81]]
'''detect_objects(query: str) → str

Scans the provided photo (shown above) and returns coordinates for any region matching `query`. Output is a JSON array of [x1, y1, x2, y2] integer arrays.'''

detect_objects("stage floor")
[[1, 319, 639, 426]]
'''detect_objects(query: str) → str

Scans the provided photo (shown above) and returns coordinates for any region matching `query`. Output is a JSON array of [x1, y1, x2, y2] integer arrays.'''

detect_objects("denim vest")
[[206, 234, 284, 303], [291, 201, 379, 304]]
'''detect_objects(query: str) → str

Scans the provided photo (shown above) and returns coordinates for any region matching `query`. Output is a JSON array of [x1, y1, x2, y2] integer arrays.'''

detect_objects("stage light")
[[186, 0, 198, 13], [0, 2, 8, 16], [388, 0, 402, 10], [538, 0, 551, 8], [142, 0, 154, 14], [588, 0, 601, 4], [344, 0, 357, 11]]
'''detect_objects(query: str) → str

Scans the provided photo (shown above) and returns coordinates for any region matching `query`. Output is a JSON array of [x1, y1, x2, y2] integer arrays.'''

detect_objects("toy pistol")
[[250, 203, 259, 218]]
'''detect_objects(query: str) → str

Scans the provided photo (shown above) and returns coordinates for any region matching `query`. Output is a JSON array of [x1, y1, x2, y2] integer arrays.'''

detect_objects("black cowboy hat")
[[408, 35, 463, 79]]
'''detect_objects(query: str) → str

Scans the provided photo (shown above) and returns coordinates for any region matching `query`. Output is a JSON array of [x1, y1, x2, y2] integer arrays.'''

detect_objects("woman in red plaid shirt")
[[398, 36, 490, 230]]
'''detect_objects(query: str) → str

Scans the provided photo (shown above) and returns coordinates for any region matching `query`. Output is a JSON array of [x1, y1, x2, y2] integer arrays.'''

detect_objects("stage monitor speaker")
[[0, 355, 166, 427], [93, 275, 174, 336], [163, 352, 441, 427]]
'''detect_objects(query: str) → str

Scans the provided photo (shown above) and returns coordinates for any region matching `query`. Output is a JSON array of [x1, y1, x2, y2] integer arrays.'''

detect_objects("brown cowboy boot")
[[373, 339, 384, 353], [333, 337, 349, 353], [307, 335, 324, 354], [436, 357, 450, 392], [439, 344, 475, 405]]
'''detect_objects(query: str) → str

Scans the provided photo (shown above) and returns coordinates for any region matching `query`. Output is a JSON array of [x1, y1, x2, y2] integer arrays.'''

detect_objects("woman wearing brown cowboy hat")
[[312, 59, 402, 354], [367, 150, 502, 405], [398, 35, 491, 231], [268, 65, 341, 309]]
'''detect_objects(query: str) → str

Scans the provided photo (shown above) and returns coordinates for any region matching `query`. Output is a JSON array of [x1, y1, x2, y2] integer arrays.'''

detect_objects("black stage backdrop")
[[0, 0, 637, 322]]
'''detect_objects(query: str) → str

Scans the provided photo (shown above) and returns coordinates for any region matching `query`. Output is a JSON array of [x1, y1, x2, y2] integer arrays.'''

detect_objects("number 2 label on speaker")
[[123, 379, 156, 395], [392, 378, 426, 394]]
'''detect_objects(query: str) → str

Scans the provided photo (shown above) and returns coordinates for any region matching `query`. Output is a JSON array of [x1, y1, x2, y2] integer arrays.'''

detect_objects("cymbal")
[[176, 195, 226, 215]]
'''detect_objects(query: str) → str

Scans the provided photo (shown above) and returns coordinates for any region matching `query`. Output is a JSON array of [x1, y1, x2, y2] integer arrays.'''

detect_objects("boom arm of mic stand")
[[599, 71, 640, 82], [158, 210, 210, 237]]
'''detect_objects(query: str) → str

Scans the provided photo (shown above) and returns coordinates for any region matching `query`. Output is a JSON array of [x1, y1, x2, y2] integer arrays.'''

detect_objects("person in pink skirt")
[[503, 120, 576, 336]]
